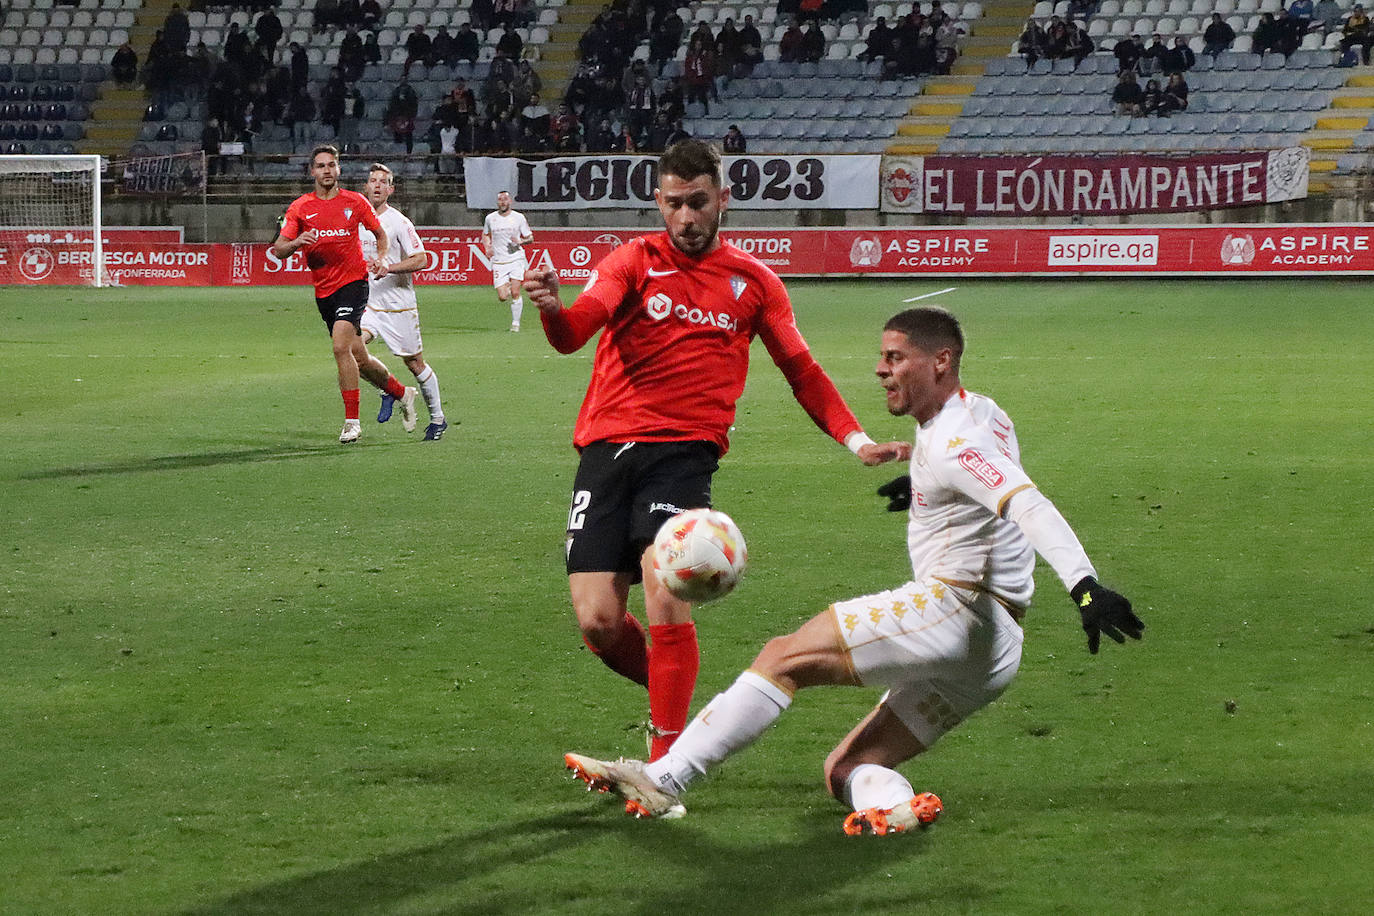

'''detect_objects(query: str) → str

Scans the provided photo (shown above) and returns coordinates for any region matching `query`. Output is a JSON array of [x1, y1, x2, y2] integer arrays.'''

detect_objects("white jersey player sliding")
[[565, 306, 1144, 834], [358, 162, 449, 441], [481, 190, 533, 332]]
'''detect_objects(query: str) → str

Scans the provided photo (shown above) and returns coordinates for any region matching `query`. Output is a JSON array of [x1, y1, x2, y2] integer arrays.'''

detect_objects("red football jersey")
[[279, 189, 382, 298], [545, 232, 861, 455]]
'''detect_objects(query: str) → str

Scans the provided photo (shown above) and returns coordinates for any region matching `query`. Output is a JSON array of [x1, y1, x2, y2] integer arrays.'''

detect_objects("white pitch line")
[[903, 287, 957, 303]]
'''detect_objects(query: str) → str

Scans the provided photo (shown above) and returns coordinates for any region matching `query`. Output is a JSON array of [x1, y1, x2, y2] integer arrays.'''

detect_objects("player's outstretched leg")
[[378, 392, 396, 423], [842, 792, 943, 836], [564, 753, 686, 819], [399, 387, 418, 432]]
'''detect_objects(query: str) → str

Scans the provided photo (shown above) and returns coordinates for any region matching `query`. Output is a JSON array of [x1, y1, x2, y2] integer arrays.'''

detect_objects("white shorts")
[[830, 578, 1024, 747], [492, 257, 527, 287], [361, 307, 423, 358]]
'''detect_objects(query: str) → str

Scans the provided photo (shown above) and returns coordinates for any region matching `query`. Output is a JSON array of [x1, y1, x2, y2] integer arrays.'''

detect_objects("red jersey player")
[[271, 145, 416, 443], [523, 139, 910, 761]]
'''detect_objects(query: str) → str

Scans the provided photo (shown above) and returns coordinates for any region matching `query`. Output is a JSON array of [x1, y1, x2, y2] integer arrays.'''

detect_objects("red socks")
[[583, 611, 649, 687], [647, 622, 699, 762], [342, 388, 360, 420], [383, 376, 406, 399]]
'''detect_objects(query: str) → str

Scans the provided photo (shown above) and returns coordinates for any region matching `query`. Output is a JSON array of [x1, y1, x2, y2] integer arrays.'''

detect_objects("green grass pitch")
[[2, 278, 1372, 915]]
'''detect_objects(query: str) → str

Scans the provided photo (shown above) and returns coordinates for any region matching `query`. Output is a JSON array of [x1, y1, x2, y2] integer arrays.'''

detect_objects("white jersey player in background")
[[358, 162, 449, 441], [564, 306, 1144, 833], [481, 190, 533, 332]]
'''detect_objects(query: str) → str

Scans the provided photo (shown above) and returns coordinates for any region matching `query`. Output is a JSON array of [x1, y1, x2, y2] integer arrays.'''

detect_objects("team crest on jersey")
[[344, 208, 353, 219], [729, 275, 747, 299], [584, 269, 598, 293], [957, 449, 1005, 489]]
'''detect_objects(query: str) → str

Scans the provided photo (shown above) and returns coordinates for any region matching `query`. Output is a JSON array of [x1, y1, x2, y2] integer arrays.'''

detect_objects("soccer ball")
[[651, 508, 748, 604]]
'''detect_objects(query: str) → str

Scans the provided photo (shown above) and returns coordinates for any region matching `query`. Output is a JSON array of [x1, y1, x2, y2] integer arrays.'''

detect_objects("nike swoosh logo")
[[305, 213, 318, 220], [647, 268, 677, 277]]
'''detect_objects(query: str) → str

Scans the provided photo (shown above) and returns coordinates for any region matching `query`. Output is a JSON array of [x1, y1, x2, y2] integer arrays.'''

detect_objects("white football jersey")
[[905, 389, 1038, 608], [360, 205, 424, 312], [483, 208, 532, 264]]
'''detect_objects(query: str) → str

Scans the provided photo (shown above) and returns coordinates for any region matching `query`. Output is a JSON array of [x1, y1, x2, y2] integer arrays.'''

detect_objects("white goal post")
[[0, 154, 105, 287]]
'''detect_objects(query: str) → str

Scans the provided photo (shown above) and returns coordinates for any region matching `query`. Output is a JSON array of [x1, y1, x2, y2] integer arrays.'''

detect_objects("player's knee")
[[577, 613, 625, 653]]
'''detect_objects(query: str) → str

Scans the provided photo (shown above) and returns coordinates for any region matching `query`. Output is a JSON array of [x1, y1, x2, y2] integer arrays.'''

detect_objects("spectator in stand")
[[1343, 4, 1373, 63], [404, 26, 432, 76], [201, 117, 222, 176], [224, 22, 251, 68], [585, 116, 615, 152], [1140, 32, 1167, 74], [933, 16, 962, 74], [738, 15, 764, 75], [723, 123, 746, 153], [514, 59, 542, 109], [550, 101, 581, 152], [1112, 68, 1143, 115], [656, 78, 685, 125], [1017, 18, 1047, 66], [386, 79, 419, 153], [164, 3, 190, 54], [520, 92, 551, 139], [1288, 0, 1315, 34], [360, 0, 383, 31], [450, 80, 477, 152], [1140, 77, 1165, 115], [1070, 20, 1095, 66], [255, 8, 283, 57], [321, 67, 346, 134], [290, 41, 309, 90], [363, 32, 382, 67], [494, 0, 519, 28], [1162, 35, 1194, 73], [112, 42, 138, 86], [1274, 9, 1304, 54], [778, 17, 805, 62], [862, 15, 895, 62], [471, 0, 495, 32], [484, 78, 519, 151], [664, 116, 690, 148], [1113, 32, 1145, 73], [683, 37, 714, 113], [645, 111, 672, 150], [800, 20, 826, 63], [613, 122, 637, 151], [650, 8, 685, 68], [1044, 19, 1068, 58], [432, 26, 457, 67], [1162, 72, 1188, 112], [286, 87, 316, 147], [1252, 12, 1282, 54], [496, 22, 524, 60], [337, 0, 362, 30], [338, 82, 364, 153], [1202, 13, 1235, 57], [1313, 0, 1344, 34], [314, 0, 339, 32], [1068, 0, 1095, 16], [625, 74, 655, 144], [715, 18, 743, 78], [340, 26, 365, 80]]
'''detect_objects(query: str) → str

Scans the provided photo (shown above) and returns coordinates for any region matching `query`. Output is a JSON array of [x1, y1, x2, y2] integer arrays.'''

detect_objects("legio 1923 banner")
[[881, 148, 1309, 216], [465, 155, 880, 210]]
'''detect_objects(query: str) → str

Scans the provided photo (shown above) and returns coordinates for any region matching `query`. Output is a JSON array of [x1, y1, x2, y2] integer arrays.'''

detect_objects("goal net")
[[0, 155, 106, 287]]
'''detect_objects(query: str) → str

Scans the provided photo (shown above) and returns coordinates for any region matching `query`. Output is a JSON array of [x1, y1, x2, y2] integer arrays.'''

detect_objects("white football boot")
[[564, 753, 686, 819], [399, 387, 418, 432], [339, 419, 362, 444]]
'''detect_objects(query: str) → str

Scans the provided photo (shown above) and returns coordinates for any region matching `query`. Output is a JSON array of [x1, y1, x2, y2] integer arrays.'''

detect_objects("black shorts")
[[565, 440, 720, 578], [316, 278, 369, 332]]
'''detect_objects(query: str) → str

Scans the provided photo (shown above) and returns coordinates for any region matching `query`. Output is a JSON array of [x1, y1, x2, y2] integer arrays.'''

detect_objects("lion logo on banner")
[[1219, 234, 1256, 266]]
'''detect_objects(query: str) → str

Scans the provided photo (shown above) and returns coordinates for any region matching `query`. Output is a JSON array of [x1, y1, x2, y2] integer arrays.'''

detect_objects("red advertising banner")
[[5, 225, 1374, 285]]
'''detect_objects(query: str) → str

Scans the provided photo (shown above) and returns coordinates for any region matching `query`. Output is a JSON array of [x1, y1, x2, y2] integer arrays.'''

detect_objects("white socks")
[[511, 296, 523, 326], [645, 670, 792, 796], [844, 763, 915, 812], [414, 364, 443, 423]]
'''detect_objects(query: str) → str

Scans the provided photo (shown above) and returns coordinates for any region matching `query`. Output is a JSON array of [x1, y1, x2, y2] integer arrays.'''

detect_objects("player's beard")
[[671, 213, 719, 257]]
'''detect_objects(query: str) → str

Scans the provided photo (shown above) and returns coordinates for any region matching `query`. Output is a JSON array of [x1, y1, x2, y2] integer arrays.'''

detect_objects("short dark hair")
[[311, 144, 339, 162], [658, 138, 722, 187], [885, 307, 964, 368]]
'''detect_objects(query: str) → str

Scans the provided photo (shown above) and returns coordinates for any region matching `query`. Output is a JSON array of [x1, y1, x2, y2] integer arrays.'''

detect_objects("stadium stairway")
[[884, 0, 1026, 155], [80, 0, 183, 156], [1301, 72, 1374, 192], [537, 0, 602, 105]]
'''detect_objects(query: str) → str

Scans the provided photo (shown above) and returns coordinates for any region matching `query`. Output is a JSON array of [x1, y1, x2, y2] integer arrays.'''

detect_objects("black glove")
[[877, 475, 911, 512], [1070, 576, 1144, 655]]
